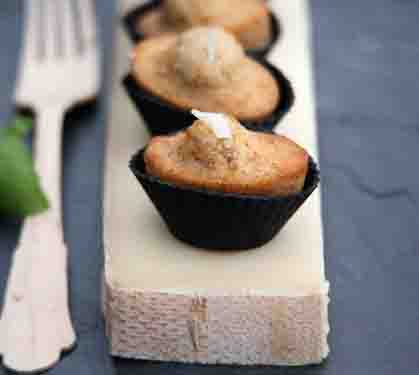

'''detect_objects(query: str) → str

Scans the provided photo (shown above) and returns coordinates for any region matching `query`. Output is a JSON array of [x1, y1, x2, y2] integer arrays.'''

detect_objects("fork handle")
[[0, 105, 76, 372], [19, 105, 65, 243], [35, 106, 64, 224]]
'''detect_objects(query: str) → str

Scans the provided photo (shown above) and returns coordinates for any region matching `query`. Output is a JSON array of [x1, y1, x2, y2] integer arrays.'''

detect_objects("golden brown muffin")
[[131, 27, 280, 122], [137, 0, 272, 51], [145, 114, 309, 196]]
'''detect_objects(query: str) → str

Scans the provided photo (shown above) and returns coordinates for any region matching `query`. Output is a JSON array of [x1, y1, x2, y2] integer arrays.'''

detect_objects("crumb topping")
[[179, 117, 250, 170]]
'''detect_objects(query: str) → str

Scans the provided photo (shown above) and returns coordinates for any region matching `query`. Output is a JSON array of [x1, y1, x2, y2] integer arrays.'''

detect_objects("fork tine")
[[60, 0, 79, 57], [76, 0, 98, 52], [15, 0, 42, 100], [21, 0, 42, 61], [43, 0, 60, 59]]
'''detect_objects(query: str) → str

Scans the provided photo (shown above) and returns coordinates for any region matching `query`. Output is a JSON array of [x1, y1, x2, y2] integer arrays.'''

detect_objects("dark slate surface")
[[1, 0, 419, 374]]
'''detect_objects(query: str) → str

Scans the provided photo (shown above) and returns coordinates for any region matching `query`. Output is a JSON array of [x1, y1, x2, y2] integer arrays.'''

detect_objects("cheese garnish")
[[191, 110, 232, 139]]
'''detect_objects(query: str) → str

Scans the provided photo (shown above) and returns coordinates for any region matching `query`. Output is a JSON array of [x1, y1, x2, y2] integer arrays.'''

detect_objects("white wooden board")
[[103, 0, 329, 366]]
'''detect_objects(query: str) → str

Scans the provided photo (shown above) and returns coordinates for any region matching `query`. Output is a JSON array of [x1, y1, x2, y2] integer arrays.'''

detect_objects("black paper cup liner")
[[123, 0, 162, 43], [123, 0, 280, 58], [129, 147, 320, 251], [123, 60, 294, 136]]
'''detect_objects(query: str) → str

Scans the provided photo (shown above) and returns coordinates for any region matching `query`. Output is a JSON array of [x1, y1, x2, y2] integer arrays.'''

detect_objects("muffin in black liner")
[[123, 59, 295, 136], [122, 0, 281, 59], [129, 147, 320, 251]]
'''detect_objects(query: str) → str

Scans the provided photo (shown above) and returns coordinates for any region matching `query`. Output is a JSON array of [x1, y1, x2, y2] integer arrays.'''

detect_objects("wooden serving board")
[[103, 0, 329, 366]]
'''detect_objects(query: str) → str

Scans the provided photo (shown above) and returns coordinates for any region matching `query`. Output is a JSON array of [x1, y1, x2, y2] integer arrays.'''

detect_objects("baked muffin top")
[[131, 27, 280, 122], [137, 0, 272, 50], [145, 111, 309, 196]]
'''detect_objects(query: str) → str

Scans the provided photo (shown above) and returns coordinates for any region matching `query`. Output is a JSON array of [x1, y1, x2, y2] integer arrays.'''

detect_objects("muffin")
[[130, 111, 320, 250], [123, 0, 280, 58], [123, 27, 294, 135]]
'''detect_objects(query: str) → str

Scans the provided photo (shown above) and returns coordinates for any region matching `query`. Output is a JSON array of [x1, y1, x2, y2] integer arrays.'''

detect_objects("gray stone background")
[[1, 1, 419, 374]]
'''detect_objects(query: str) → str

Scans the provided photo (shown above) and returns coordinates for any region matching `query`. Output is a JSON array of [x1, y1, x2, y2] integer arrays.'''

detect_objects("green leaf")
[[0, 117, 49, 217]]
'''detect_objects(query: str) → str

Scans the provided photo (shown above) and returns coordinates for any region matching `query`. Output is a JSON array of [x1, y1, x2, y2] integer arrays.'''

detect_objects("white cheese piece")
[[207, 28, 216, 64], [191, 109, 232, 139]]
